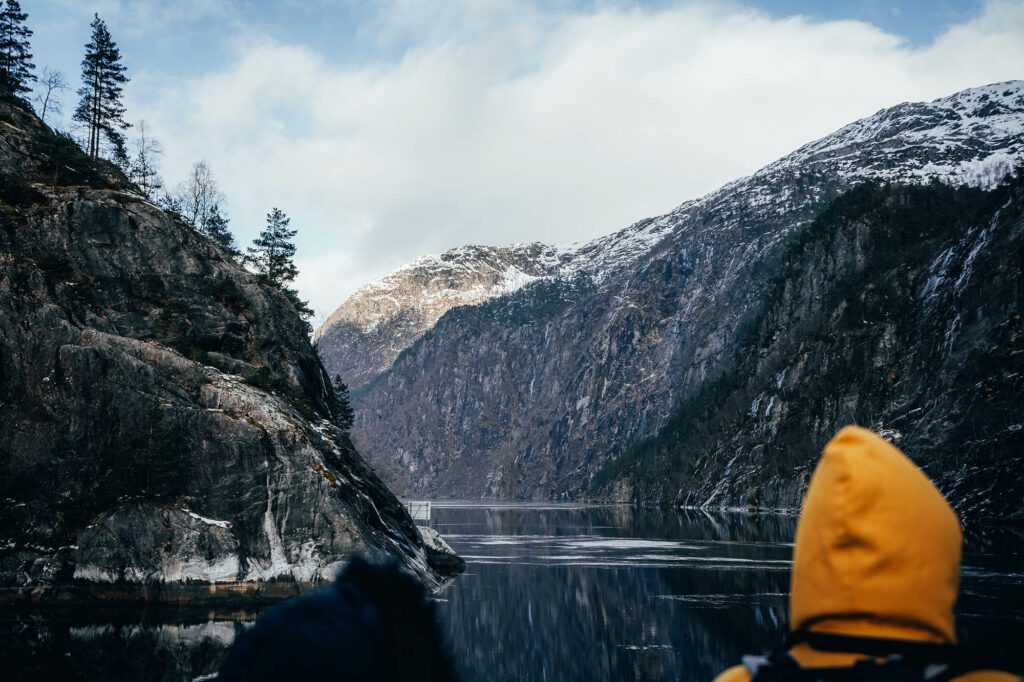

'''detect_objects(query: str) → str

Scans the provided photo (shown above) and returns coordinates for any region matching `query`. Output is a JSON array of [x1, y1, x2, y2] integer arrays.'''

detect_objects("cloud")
[[126, 0, 1024, 320]]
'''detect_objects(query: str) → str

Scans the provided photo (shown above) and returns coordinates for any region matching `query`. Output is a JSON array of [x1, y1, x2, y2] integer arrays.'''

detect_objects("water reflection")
[[1, 609, 252, 681], [2, 505, 1022, 681], [433, 505, 795, 682], [432, 504, 1024, 681]]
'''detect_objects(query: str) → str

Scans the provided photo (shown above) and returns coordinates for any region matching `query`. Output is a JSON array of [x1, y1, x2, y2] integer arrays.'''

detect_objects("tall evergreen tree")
[[0, 0, 35, 96], [74, 14, 129, 159], [203, 203, 240, 259], [332, 375, 355, 433], [247, 208, 299, 287], [246, 208, 312, 319]]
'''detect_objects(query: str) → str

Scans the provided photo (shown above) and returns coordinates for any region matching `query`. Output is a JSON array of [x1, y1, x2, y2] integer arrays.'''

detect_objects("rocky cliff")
[[589, 179, 1024, 521], [0, 93, 449, 595], [319, 82, 1024, 521]]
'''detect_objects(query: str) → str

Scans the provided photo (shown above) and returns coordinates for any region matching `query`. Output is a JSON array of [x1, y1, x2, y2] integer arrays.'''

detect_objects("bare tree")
[[34, 66, 65, 124], [128, 120, 163, 199], [174, 160, 225, 230]]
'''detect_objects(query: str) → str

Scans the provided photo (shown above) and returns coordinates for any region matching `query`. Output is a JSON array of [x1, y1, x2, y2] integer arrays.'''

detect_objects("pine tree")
[[0, 0, 35, 96], [203, 203, 240, 259], [74, 14, 129, 159], [246, 208, 312, 320], [157, 190, 183, 217], [247, 208, 299, 287], [332, 375, 355, 433]]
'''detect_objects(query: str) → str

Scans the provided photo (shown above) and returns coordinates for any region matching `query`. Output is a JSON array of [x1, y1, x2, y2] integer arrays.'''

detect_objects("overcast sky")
[[25, 0, 1024, 320]]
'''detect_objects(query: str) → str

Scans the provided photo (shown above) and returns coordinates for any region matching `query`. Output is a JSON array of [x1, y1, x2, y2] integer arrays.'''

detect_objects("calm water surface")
[[3, 503, 1022, 681]]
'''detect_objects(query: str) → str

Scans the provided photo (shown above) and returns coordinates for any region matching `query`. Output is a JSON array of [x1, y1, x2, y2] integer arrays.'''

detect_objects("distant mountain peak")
[[315, 242, 566, 387]]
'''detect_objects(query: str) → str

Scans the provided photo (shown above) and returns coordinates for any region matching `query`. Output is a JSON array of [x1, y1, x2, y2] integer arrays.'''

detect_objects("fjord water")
[[3, 504, 1022, 681], [432, 503, 1024, 681]]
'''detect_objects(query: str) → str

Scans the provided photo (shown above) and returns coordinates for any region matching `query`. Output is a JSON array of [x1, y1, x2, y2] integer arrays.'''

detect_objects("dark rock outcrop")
[[318, 82, 1024, 521], [0, 94, 452, 593]]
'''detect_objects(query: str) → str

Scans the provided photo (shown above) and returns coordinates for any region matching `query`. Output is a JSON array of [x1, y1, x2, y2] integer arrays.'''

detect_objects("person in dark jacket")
[[218, 557, 459, 682]]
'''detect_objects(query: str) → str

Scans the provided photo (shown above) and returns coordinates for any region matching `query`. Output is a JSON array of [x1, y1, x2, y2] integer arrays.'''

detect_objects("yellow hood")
[[790, 425, 962, 644]]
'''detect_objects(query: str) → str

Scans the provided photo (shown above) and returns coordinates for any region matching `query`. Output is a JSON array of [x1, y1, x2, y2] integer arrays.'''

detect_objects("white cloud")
[[126, 0, 1024, 320]]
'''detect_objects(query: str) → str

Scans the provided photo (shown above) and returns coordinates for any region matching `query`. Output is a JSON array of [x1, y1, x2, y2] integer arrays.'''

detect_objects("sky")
[[22, 0, 1024, 322]]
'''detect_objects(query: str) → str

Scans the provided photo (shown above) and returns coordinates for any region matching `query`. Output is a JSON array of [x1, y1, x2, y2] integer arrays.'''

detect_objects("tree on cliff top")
[[246, 207, 313, 319], [204, 203, 240, 259], [175, 160, 223, 230], [128, 121, 163, 199], [247, 208, 298, 285], [0, 0, 35, 96], [34, 67, 67, 124], [74, 14, 129, 159]]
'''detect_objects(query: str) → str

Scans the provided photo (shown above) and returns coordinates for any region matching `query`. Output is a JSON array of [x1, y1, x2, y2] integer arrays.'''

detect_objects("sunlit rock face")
[[0, 95, 442, 591], [322, 82, 1024, 520], [316, 243, 569, 389]]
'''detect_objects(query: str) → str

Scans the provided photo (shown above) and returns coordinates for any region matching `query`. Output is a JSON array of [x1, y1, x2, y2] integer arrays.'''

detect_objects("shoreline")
[[0, 581, 314, 610]]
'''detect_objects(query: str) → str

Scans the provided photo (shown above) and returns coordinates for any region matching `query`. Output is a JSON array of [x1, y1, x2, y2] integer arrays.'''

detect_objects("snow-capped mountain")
[[317, 82, 1024, 520], [315, 243, 566, 389]]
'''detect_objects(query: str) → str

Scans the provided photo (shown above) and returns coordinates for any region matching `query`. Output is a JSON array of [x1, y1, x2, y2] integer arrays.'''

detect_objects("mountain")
[[316, 82, 1024, 521], [0, 93, 454, 597], [316, 243, 566, 389], [590, 179, 1024, 520]]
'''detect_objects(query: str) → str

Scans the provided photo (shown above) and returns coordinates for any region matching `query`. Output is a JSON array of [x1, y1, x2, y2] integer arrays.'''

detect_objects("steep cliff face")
[[589, 180, 1024, 522], [0, 95, 444, 593], [324, 82, 1024, 519]]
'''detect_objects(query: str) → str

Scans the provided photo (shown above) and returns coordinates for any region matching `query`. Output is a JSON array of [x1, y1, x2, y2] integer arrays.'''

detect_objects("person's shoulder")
[[953, 671, 1022, 682], [712, 663, 752, 682]]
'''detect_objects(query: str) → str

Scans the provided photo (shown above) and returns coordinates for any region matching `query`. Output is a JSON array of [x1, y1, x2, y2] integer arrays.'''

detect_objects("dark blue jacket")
[[218, 558, 459, 682]]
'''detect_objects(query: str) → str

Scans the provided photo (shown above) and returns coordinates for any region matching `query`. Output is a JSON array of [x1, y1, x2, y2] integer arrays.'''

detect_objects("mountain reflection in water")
[[3, 504, 1022, 681]]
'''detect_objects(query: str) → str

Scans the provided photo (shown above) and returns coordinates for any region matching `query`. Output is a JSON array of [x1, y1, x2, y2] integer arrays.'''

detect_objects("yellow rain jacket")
[[713, 426, 1019, 682]]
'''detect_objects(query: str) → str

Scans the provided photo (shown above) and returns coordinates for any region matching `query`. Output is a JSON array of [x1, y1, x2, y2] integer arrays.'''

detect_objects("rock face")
[[417, 526, 465, 573], [589, 180, 1024, 522], [317, 82, 1024, 521], [0, 94, 448, 592]]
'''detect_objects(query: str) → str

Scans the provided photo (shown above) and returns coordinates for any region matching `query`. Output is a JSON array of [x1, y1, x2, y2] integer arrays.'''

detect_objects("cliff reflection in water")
[[434, 504, 794, 681], [2, 610, 250, 681], [2, 504, 1022, 681]]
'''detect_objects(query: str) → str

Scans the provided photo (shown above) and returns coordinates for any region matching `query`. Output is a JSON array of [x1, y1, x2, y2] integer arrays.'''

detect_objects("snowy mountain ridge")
[[317, 80, 1024, 406], [759, 80, 1024, 187], [321, 80, 1024, 354]]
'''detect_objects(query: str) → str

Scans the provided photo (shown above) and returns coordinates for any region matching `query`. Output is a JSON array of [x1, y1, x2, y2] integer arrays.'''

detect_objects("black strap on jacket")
[[743, 631, 975, 682], [787, 630, 973, 666]]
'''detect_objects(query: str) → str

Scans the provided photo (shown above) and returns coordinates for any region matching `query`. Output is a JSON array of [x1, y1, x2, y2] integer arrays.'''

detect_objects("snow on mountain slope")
[[318, 81, 1024, 393], [315, 243, 567, 388], [761, 80, 1024, 186]]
